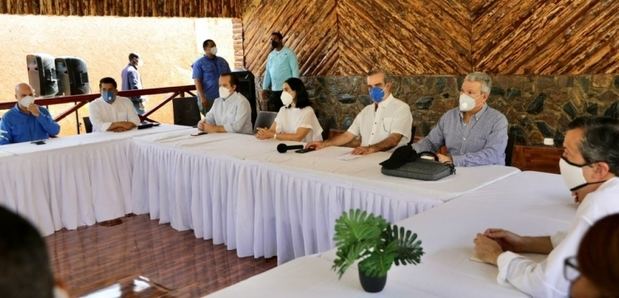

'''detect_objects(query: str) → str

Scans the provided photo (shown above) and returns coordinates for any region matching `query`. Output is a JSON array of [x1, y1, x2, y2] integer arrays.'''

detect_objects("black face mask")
[[271, 40, 280, 49]]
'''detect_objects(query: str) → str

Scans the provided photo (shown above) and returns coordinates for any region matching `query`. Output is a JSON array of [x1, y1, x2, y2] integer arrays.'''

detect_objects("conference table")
[[131, 132, 520, 263], [208, 171, 575, 297], [0, 124, 191, 236], [1, 127, 521, 266]]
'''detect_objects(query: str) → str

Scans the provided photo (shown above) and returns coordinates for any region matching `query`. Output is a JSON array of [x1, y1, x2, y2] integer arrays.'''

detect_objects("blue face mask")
[[369, 86, 385, 103], [102, 90, 116, 104]]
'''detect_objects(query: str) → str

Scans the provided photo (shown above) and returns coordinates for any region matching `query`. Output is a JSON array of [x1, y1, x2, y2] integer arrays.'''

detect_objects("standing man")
[[192, 39, 231, 116], [0, 83, 60, 145], [121, 53, 145, 115], [261, 32, 300, 112]]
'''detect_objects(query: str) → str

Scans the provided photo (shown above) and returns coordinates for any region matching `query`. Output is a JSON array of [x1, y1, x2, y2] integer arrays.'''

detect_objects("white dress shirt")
[[204, 91, 252, 134], [347, 94, 413, 147], [89, 96, 141, 132], [497, 177, 619, 297], [274, 106, 323, 143]]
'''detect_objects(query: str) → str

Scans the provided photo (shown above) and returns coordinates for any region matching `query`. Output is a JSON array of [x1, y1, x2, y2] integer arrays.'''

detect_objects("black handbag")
[[380, 145, 455, 181]]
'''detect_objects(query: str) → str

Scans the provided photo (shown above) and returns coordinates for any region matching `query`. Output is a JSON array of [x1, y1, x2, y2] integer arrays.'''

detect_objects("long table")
[[208, 171, 575, 297], [131, 132, 520, 263], [0, 125, 192, 236]]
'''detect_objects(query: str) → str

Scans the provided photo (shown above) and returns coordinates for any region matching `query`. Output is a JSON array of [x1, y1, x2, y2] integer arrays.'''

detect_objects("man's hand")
[[201, 122, 220, 133], [437, 153, 452, 164], [109, 121, 136, 132], [351, 146, 378, 155], [260, 90, 269, 110], [200, 96, 209, 111], [483, 229, 528, 253], [197, 120, 206, 132], [27, 104, 40, 117], [474, 234, 503, 265]]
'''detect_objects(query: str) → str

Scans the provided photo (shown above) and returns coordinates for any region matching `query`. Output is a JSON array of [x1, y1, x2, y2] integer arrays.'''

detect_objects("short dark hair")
[[285, 77, 311, 109], [577, 214, 619, 296], [128, 53, 139, 61], [0, 206, 54, 298], [202, 39, 215, 49], [271, 32, 283, 40], [581, 122, 619, 175], [220, 72, 239, 88], [99, 77, 117, 89]]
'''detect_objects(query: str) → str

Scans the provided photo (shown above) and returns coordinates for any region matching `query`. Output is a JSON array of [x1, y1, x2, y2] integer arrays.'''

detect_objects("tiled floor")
[[45, 215, 277, 297]]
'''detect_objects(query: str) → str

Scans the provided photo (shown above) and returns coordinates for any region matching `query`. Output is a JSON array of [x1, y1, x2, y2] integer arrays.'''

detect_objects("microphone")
[[277, 143, 304, 153]]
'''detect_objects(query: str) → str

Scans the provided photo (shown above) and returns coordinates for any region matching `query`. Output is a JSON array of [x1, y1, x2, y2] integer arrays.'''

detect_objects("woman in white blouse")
[[255, 78, 323, 143]]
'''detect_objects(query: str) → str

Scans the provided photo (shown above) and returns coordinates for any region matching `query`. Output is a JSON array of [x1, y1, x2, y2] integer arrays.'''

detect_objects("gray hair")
[[464, 72, 492, 95], [581, 119, 619, 175]]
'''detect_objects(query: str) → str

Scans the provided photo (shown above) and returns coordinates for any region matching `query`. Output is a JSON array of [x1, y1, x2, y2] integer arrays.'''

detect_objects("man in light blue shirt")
[[260, 32, 300, 112], [121, 53, 145, 115], [0, 83, 60, 145], [412, 72, 508, 166], [197, 73, 252, 134], [192, 39, 231, 116]]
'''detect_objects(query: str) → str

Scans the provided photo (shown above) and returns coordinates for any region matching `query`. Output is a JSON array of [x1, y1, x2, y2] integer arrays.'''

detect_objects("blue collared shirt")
[[0, 105, 60, 145], [262, 47, 300, 91], [412, 105, 508, 166], [191, 55, 231, 101]]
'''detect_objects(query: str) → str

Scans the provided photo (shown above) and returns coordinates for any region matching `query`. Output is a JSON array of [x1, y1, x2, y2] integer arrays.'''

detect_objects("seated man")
[[412, 72, 508, 166], [474, 116, 619, 297], [306, 69, 412, 155], [0, 206, 66, 298], [0, 83, 60, 145], [196, 72, 252, 134], [89, 77, 141, 133]]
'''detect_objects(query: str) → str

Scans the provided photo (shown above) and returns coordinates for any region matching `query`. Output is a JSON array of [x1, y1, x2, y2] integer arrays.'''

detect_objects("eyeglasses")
[[564, 256, 581, 282]]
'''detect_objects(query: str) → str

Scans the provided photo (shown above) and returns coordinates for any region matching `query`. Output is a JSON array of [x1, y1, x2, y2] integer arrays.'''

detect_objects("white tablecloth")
[[0, 125, 191, 236], [131, 133, 520, 263], [209, 171, 575, 297]]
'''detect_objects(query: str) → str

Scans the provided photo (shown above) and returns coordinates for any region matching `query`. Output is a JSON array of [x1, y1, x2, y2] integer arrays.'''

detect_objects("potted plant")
[[332, 209, 424, 293]]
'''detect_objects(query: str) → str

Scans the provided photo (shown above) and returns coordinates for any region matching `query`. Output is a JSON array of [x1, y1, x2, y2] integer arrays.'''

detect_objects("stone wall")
[[259, 75, 619, 145]]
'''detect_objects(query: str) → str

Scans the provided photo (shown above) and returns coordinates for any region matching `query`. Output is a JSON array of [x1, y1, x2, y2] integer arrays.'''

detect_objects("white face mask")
[[559, 157, 588, 191], [19, 95, 35, 108], [280, 91, 294, 107], [459, 93, 476, 112], [210, 47, 218, 56], [219, 86, 231, 99]]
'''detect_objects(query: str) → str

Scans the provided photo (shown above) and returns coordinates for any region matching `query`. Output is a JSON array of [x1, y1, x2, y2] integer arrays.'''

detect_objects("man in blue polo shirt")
[[192, 39, 231, 116], [0, 83, 60, 145]]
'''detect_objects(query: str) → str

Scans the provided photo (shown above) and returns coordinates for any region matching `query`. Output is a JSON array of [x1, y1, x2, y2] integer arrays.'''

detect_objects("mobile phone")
[[31, 140, 46, 145], [295, 147, 315, 154], [191, 131, 208, 137]]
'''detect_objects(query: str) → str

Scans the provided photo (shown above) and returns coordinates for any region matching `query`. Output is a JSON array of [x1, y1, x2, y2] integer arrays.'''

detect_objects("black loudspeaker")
[[55, 56, 90, 95], [173, 97, 202, 127], [232, 70, 257, 126], [27, 53, 58, 97]]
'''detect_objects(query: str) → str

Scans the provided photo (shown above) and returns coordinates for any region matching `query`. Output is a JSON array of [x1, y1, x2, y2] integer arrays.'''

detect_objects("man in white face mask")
[[473, 116, 619, 297], [411, 72, 508, 166], [196, 73, 252, 134], [0, 83, 60, 145]]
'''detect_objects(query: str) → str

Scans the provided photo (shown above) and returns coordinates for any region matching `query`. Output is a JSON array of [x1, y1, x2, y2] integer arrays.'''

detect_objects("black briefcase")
[[381, 158, 455, 181]]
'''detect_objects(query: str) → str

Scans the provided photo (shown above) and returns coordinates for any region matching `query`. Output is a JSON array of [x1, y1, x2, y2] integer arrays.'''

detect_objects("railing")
[[0, 85, 196, 133]]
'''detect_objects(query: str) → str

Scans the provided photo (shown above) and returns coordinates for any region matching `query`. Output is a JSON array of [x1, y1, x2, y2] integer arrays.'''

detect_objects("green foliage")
[[332, 209, 425, 279]]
